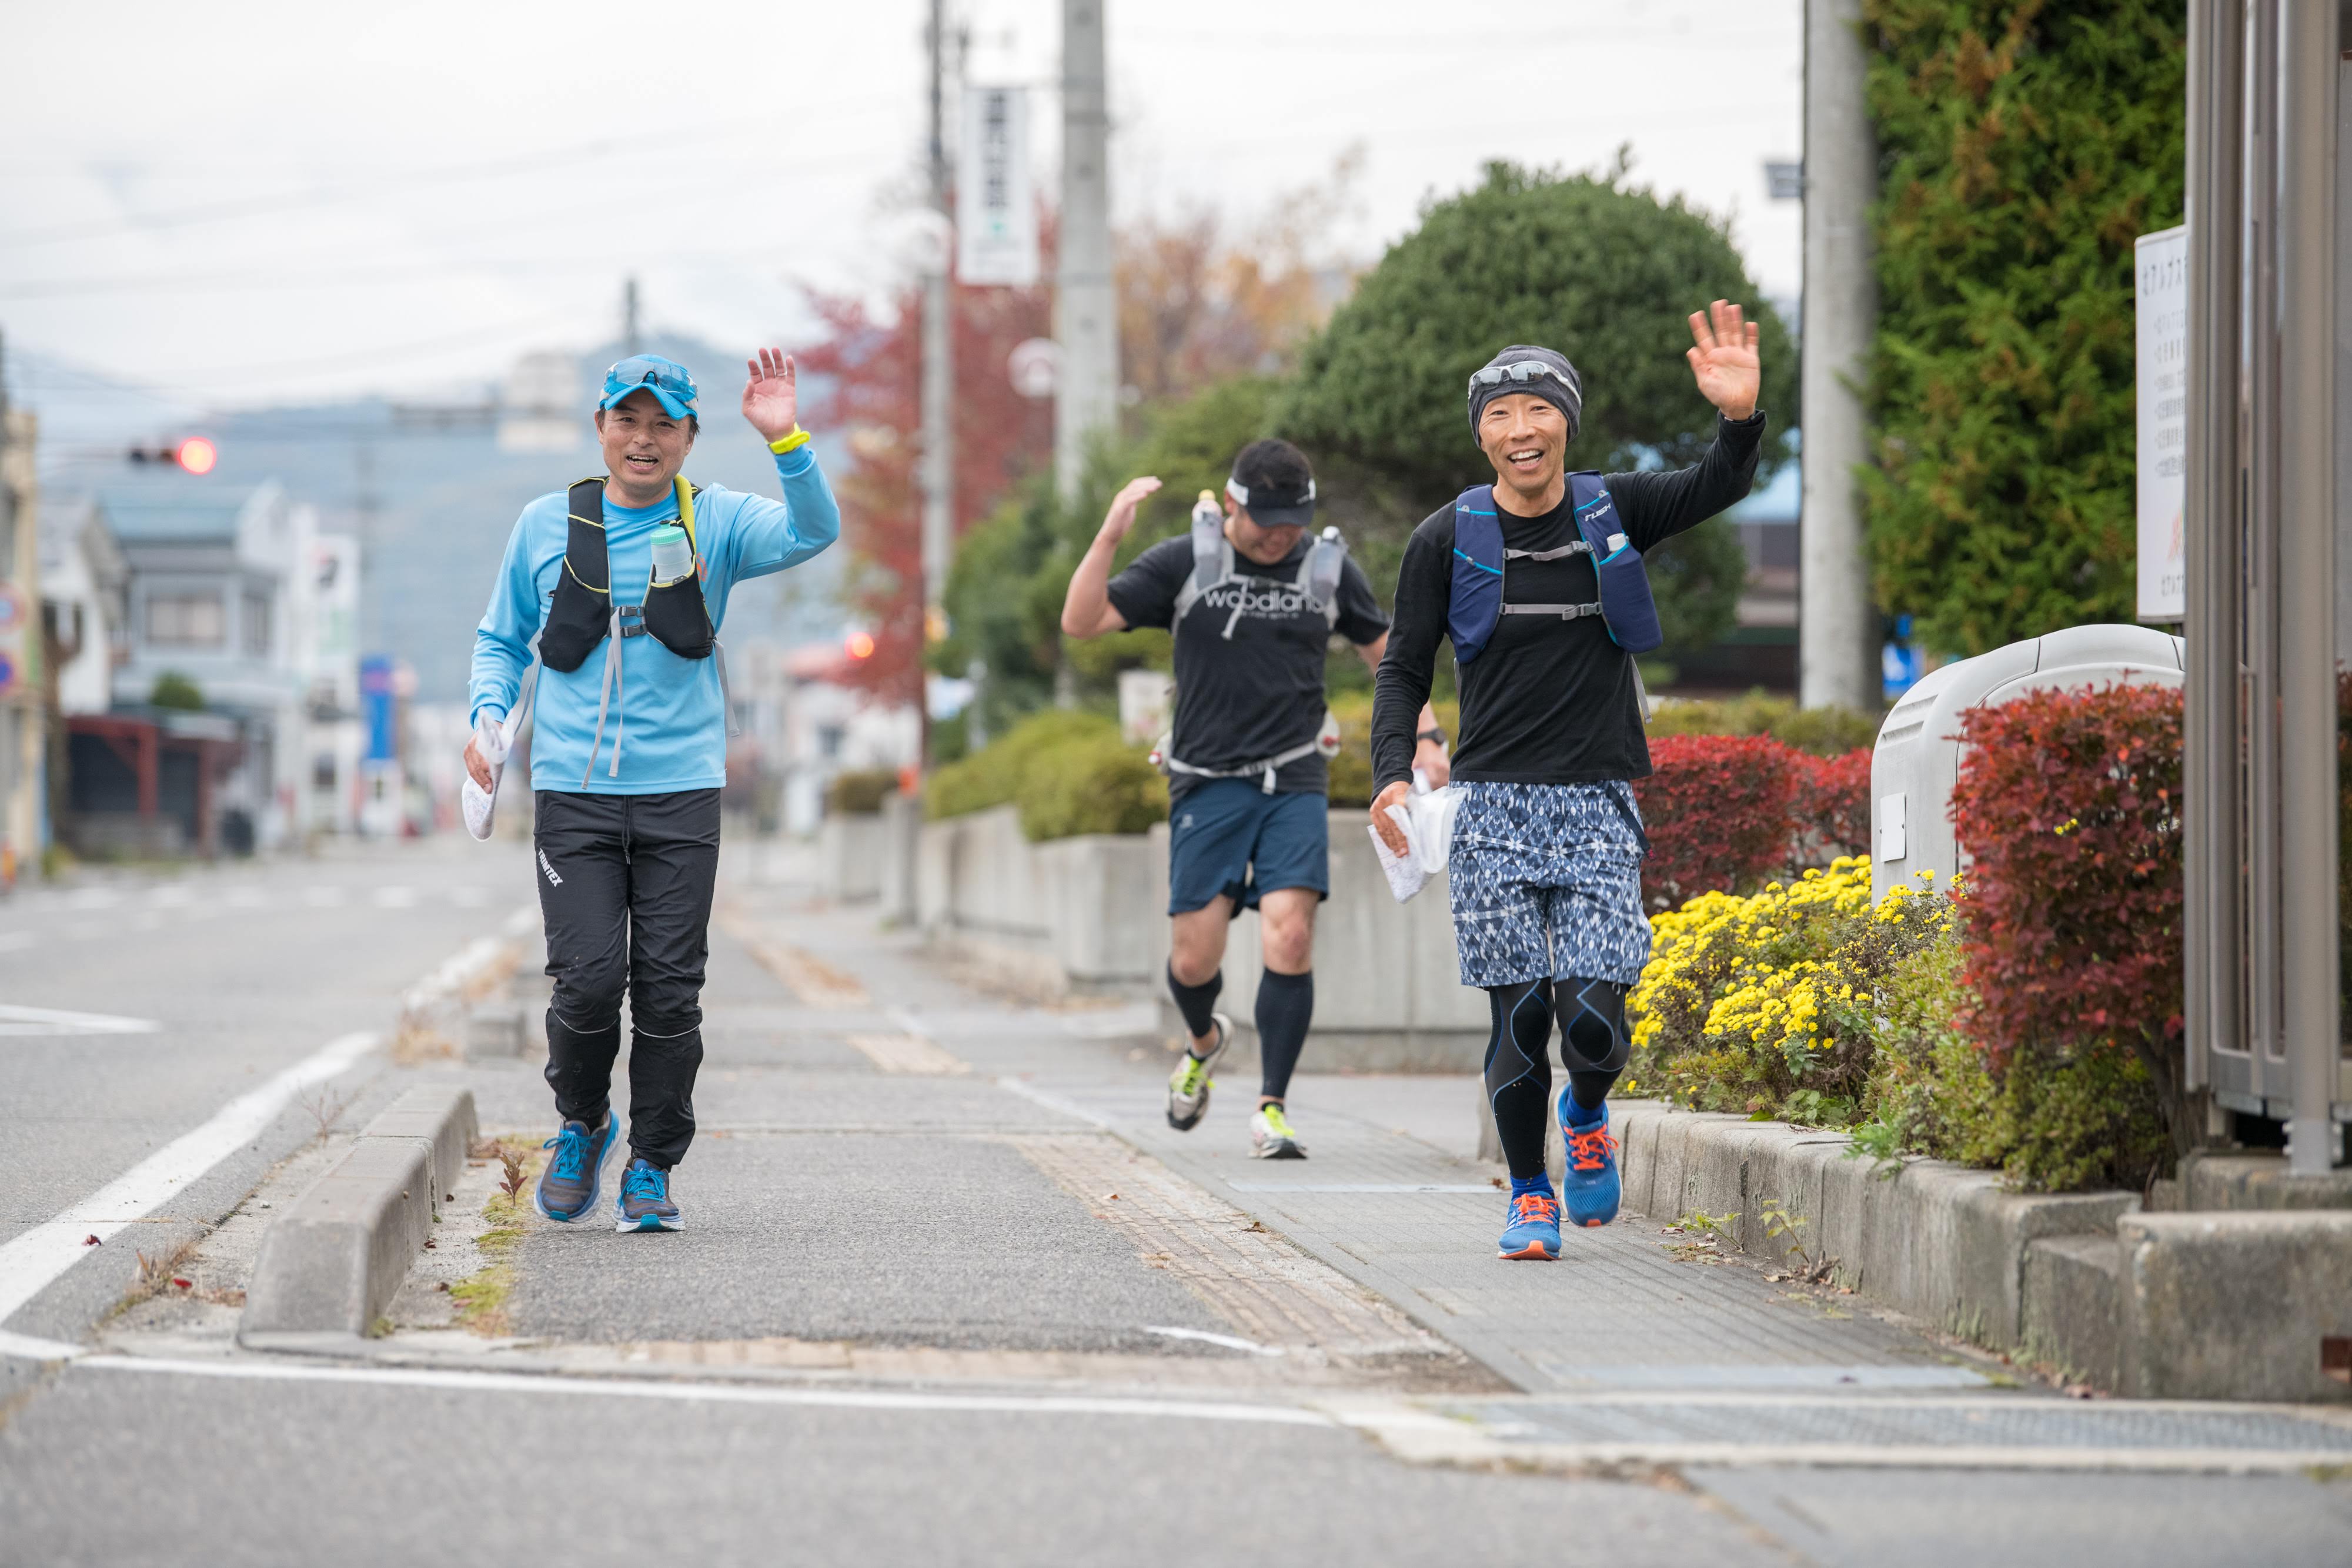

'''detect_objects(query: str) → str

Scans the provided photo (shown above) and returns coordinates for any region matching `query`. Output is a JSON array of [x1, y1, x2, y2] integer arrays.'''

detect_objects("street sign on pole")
[[0, 583, 26, 700], [958, 86, 1039, 287], [2135, 225, 2189, 622]]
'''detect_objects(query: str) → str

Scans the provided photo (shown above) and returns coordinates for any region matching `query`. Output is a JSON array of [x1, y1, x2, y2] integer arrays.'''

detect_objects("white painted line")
[[1144, 1325, 1285, 1357], [74, 1355, 1334, 1427], [1227, 1181, 1496, 1193], [0, 932, 36, 953], [0, 1004, 163, 1038], [0, 1031, 379, 1330], [0, 1329, 88, 1362], [993, 1076, 1114, 1131]]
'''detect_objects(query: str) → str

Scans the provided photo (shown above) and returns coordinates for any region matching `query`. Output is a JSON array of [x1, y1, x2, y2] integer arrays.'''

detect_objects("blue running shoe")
[[1557, 1092, 1622, 1229], [534, 1113, 619, 1223], [1497, 1185, 1561, 1260], [616, 1157, 684, 1233]]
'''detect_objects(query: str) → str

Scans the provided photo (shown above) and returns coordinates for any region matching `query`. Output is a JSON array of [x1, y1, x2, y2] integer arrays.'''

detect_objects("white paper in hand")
[[1368, 804, 1428, 903], [462, 710, 516, 842]]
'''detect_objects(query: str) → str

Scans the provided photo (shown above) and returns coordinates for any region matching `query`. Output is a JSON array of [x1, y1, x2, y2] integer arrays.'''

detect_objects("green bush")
[[1017, 733, 1171, 841], [1860, 0, 2188, 656], [150, 671, 205, 712], [823, 768, 899, 816], [924, 708, 1169, 840], [1647, 690, 1882, 757]]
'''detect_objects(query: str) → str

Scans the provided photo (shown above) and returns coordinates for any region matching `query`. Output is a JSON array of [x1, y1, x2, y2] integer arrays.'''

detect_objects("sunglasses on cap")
[[1467, 360, 1579, 398], [601, 356, 700, 413]]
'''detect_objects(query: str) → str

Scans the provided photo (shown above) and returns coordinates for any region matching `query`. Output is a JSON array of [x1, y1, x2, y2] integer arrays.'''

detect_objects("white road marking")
[[0, 1004, 163, 1038], [74, 1355, 1335, 1426], [1143, 1325, 1285, 1356], [0, 1329, 88, 1362], [372, 886, 419, 908], [0, 1031, 379, 1330], [0, 932, 35, 952], [300, 887, 346, 907], [993, 1076, 1115, 1130]]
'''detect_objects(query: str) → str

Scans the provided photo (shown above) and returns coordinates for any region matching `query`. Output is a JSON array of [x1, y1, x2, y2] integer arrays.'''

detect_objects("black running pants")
[[533, 787, 721, 1169]]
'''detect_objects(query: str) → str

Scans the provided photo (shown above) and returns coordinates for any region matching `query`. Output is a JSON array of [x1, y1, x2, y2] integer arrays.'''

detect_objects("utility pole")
[[1054, 0, 1117, 503], [919, 0, 960, 759], [622, 277, 642, 357], [1797, 0, 1881, 711]]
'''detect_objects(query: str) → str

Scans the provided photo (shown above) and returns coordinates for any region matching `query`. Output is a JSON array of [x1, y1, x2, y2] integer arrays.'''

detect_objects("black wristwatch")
[[1416, 726, 1446, 746]]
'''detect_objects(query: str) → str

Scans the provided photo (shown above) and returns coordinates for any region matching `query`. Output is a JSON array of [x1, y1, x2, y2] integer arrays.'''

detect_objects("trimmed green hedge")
[[1646, 690, 1881, 757], [1861, 0, 2187, 655], [824, 768, 900, 816], [924, 709, 1169, 841]]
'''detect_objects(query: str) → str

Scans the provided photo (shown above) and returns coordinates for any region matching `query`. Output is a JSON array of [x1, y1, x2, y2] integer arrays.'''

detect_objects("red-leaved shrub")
[[1634, 734, 1801, 910], [1793, 748, 1872, 861], [1950, 683, 2187, 1154]]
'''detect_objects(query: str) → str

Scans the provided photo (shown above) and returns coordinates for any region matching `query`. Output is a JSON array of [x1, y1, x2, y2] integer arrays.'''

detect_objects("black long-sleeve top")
[[1371, 410, 1767, 793]]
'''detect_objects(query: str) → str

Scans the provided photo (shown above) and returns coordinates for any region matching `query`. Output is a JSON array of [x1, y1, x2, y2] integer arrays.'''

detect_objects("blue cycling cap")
[[598, 355, 699, 421]]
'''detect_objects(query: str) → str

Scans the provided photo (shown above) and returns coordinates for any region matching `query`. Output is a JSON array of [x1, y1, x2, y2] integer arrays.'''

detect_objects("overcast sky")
[[2, 0, 1802, 414]]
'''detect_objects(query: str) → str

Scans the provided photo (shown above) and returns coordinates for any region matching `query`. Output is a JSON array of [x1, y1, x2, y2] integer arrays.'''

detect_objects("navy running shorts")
[[1447, 780, 1652, 987], [1166, 781, 1331, 916]]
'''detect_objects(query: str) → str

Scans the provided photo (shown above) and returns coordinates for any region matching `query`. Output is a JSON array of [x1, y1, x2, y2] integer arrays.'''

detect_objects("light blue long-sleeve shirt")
[[469, 444, 840, 794]]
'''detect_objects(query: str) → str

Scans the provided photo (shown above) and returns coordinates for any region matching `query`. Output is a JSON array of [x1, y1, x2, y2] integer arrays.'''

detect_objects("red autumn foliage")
[[1793, 747, 1873, 861], [1949, 684, 2185, 1135], [793, 272, 1058, 705], [1633, 734, 1802, 910]]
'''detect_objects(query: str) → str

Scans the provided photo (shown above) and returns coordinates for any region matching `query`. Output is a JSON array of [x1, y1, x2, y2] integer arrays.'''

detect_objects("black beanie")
[[1466, 345, 1583, 444]]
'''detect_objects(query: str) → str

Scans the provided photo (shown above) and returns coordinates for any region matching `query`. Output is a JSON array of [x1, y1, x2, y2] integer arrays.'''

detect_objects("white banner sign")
[[2135, 225, 2188, 621], [957, 86, 1038, 287]]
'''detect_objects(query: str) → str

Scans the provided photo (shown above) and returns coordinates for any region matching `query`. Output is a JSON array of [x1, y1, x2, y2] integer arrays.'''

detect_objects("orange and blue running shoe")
[[1497, 1182, 1561, 1260], [1557, 1092, 1621, 1228]]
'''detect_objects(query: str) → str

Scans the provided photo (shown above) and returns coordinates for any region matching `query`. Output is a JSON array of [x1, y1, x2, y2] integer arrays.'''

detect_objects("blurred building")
[[0, 404, 42, 887]]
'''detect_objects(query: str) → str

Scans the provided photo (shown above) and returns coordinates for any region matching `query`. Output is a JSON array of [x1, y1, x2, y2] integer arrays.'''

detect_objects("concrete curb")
[[238, 1086, 478, 1348], [1610, 1100, 2135, 1354]]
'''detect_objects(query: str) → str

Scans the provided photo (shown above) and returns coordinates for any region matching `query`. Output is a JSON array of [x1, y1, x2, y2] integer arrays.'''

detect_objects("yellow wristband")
[[768, 427, 813, 455]]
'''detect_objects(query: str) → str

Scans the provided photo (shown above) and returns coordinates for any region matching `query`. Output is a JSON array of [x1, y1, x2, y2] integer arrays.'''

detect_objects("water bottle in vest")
[[650, 523, 694, 586]]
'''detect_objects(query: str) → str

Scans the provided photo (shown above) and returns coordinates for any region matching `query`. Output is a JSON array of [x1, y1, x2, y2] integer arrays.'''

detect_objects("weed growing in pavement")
[[296, 1084, 350, 1138], [1659, 1210, 1739, 1265], [1758, 1198, 1836, 1284], [450, 1145, 540, 1336]]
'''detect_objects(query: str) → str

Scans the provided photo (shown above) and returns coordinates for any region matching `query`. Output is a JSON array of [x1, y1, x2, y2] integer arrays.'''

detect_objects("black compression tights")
[[1482, 977, 1631, 1180]]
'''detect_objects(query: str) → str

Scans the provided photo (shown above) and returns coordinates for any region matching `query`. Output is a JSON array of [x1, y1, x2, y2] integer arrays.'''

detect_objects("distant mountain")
[[19, 332, 848, 704]]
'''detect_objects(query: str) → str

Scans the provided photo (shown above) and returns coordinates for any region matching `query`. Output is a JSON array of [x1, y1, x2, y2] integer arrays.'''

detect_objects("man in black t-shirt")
[[1062, 439, 1445, 1159], [1369, 303, 1765, 1259]]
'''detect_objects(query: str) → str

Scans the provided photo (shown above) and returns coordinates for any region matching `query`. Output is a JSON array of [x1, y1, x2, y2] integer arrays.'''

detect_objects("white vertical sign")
[[957, 86, 1038, 287], [2135, 225, 2189, 621]]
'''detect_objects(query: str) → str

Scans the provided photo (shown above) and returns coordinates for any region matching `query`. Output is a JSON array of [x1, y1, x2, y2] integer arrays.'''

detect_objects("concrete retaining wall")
[[907, 803, 1488, 1061], [817, 812, 889, 904]]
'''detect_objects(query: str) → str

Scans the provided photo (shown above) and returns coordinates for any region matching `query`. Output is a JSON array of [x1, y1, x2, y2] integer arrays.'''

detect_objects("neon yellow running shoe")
[[1165, 1013, 1230, 1131], [1250, 1102, 1307, 1160]]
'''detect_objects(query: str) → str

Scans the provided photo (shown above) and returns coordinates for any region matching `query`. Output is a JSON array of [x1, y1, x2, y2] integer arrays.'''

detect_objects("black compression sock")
[[1484, 979, 1555, 1180], [1167, 961, 1223, 1046], [1254, 969, 1313, 1101]]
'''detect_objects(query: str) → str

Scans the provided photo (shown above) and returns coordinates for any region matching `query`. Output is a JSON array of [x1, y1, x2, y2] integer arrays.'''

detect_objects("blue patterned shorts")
[[1446, 781, 1652, 988]]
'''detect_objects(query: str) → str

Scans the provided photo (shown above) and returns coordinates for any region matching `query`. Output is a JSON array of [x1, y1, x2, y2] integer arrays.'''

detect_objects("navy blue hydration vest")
[[1446, 474, 1663, 664]]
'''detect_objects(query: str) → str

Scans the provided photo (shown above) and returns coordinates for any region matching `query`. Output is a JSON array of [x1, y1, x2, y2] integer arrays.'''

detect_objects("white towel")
[[461, 710, 518, 842]]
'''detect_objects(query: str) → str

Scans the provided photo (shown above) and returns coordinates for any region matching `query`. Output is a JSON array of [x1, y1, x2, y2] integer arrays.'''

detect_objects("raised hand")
[[1685, 300, 1761, 421], [1099, 475, 1162, 542], [741, 347, 800, 441]]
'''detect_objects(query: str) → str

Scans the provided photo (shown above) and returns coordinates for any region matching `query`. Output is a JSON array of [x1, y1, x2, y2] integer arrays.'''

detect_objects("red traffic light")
[[129, 437, 219, 474]]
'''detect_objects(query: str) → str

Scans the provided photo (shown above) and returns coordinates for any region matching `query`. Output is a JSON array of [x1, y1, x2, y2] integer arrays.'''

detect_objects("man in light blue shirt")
[[465, 349, 838, 1232]]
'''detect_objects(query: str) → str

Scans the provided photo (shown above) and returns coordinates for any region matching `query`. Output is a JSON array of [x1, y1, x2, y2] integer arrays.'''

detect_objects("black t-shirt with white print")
[[1107, 533, 1389, 803]]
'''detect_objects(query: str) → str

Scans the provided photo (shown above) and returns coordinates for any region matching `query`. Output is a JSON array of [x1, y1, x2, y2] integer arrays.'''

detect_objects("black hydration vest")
[[539, 476, 716, 673]]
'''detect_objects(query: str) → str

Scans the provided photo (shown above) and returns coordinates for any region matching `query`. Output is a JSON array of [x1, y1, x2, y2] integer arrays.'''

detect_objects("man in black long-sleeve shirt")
[[1370, 303, 1765, 1259]]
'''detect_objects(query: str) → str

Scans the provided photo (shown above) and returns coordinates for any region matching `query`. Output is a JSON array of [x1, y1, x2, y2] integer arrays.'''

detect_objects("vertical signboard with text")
[[957, 86, 1038, 287], [2135, 225, 2188, 622]]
